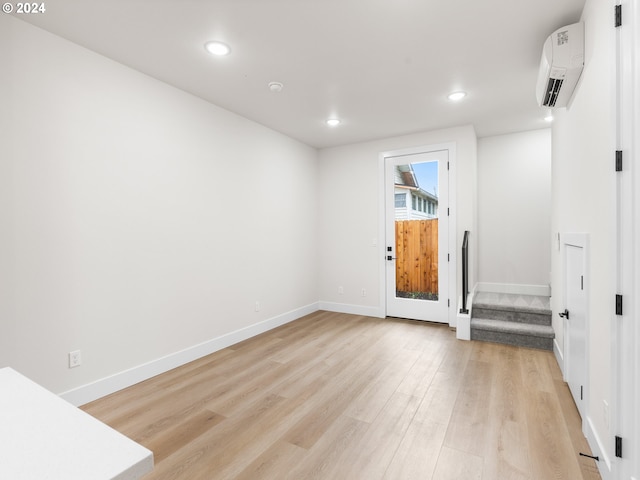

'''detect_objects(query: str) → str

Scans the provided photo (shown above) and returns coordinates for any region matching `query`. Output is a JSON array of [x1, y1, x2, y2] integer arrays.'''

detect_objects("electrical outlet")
[[68, 350, 82, 368], [361, 288, 367, 297], [338, 286, 344, 295], [255, 301, 261, 312], [603, 400, 610, 428]]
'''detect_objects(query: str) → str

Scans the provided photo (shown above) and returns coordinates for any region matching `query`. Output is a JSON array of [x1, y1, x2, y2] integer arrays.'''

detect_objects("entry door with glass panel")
[[385, 150, 449, 323]]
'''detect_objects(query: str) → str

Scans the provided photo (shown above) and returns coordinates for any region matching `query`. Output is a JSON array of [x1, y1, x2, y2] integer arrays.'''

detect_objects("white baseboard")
[[553, 338, 565, 378], [60, 302, 320, 406], [476, 282, 551, 297], [585, 416, 612, 480], [318, 301, 385, 318]]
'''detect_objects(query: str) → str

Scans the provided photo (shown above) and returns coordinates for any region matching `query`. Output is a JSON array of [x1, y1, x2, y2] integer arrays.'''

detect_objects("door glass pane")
[[394, 160, 439, 301]]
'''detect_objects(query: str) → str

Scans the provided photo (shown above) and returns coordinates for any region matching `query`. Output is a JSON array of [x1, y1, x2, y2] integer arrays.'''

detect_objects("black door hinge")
[[581, 275, 584, 290], [616, 150, 623, 171], [447, 161, 450, 170], [616, 294, 623, 315], [580, 385, 583, 400], [447, 253, 450, 262], [615, 436, 622, 458], [447, 299, 450, 307], [447, 208, 450, 216], [615, 4, 622, 27]]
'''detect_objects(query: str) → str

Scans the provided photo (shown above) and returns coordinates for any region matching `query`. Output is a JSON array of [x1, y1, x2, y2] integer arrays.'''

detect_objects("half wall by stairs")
[[470, 292, 555, 350]]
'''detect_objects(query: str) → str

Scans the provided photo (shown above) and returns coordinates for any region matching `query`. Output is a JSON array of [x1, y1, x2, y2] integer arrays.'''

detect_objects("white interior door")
[[384, 150, 449, 323], [563, 237, 587, 419]]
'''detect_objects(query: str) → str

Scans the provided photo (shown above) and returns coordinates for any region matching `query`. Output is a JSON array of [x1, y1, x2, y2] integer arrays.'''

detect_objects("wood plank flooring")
[[82, 311, 602, 480]]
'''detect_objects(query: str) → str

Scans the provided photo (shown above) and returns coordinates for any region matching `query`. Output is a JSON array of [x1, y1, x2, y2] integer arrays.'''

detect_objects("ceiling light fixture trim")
[[269, 82, 284, 92], [447, 91, 467, 101], [204, 41, 231, 56]]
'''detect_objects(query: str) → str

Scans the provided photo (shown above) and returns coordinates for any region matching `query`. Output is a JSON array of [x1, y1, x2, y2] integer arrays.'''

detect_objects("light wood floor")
[[83, 311, 602, 480]]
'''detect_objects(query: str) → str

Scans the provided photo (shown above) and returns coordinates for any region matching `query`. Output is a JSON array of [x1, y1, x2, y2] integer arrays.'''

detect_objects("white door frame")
[[378, 142, 457, 326], [614, 1, 639, 478], [561, 233, 589, 428]]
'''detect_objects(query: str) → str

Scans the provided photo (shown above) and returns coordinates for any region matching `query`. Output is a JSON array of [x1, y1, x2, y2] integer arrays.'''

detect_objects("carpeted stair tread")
[[473, 292, 551, 315], [471, 318, 555, 338], [471, 306, 552, 326], [471, 327, 554, 351]]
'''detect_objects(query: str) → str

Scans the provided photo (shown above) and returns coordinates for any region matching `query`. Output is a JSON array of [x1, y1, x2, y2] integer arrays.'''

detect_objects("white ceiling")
[[16, 0, 586, 149]]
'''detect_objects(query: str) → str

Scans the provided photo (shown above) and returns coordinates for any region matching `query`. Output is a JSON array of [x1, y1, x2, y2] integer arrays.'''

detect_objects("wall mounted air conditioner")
[[536, 22, 584, 108]]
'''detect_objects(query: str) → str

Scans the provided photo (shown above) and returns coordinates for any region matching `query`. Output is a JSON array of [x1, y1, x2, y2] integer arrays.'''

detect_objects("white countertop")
[[0, 367, 153, 480]]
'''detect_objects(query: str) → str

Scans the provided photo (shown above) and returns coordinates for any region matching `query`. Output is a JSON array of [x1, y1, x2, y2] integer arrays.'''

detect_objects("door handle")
[[559, 309, 570, 320]]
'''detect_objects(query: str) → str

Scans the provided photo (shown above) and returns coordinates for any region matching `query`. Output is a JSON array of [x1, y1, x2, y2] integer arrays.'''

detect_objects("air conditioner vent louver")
[[543, 78, 564, 107]]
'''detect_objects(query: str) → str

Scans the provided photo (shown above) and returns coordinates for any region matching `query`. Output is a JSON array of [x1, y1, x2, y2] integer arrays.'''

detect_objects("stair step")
[[472, 306, 551, 326], [471, 318, 555, 337], [471, 318, 555, 351], [473, 292, 551, 315], [469, 293, 555, 351]]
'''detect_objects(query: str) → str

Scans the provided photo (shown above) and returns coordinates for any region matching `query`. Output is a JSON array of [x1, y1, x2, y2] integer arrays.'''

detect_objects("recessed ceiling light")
[[269, 82, 284, 93], [447, 91, 467, 101], [204, 41, 231, 56], [544, 114, 554, 122], [326, 118, 341, 127]]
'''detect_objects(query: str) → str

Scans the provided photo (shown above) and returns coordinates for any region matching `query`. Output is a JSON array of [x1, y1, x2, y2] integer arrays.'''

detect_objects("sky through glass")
[[412, 161, 438, 197]]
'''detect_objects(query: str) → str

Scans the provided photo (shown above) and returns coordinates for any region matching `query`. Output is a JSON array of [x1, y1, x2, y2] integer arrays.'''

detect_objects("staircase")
[[470, 292, 555, 350]]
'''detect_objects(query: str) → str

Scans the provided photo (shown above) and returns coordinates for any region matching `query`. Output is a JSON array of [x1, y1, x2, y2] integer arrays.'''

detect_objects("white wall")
[[550, 0, 616, 471], [0, 16, 318, 399], [317, 126, 477, 317], [477, 129, 551, 289]]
